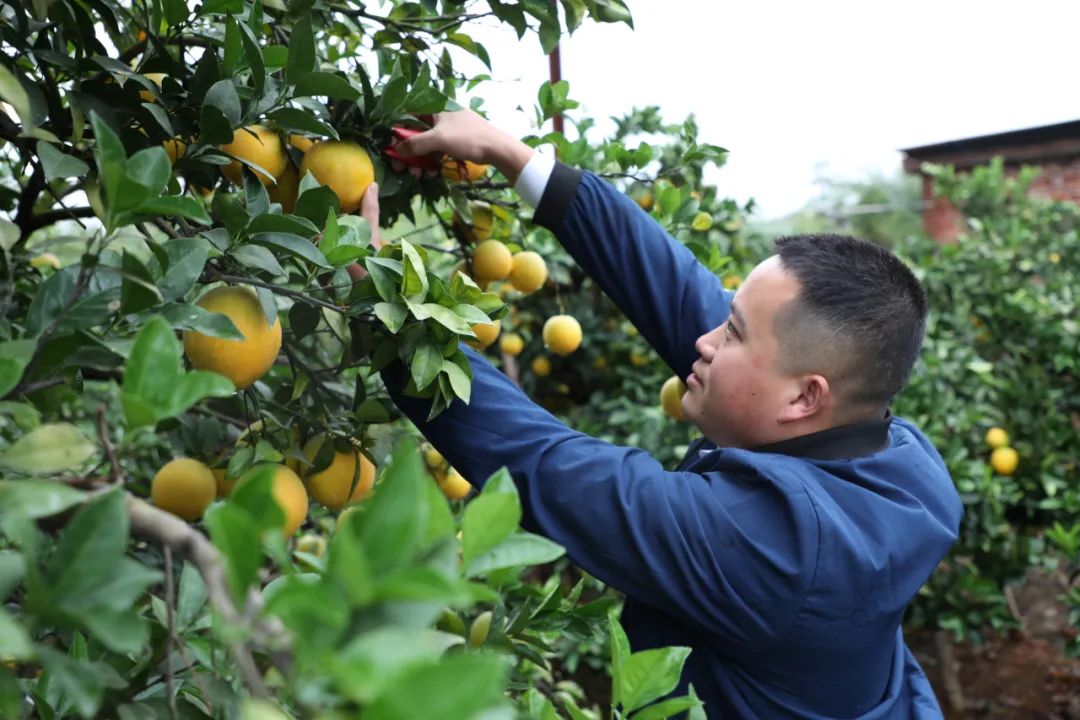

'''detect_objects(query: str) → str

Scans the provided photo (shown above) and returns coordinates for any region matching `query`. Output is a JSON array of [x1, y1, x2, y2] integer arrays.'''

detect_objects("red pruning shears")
[[383, 125, 443, 173]]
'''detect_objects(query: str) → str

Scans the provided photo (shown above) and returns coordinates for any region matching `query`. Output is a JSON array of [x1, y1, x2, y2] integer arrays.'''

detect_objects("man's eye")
[[725, 323, 737, 339]]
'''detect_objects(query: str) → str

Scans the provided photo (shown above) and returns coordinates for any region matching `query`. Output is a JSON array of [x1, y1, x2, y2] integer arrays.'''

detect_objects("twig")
[[14, 163, 46, 247], [96, 405, 123, 485], [163, 547, 179, 720], [934, 629, 965, 712], [125, 494, 278, 699], [190, 405, 249, 428], [2, 376, 66, 400], [210, 272, 354, 315]]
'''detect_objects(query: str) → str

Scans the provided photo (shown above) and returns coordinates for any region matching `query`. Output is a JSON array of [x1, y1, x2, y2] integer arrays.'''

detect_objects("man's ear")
[[778, 374, 831, 423]]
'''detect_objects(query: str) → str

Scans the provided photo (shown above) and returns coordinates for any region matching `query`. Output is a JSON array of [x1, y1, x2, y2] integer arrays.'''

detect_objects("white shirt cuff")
[[513, 147, 556, 208]]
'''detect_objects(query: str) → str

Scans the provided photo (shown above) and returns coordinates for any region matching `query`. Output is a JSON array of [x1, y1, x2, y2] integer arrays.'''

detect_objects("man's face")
[[682, 256, 804, 448]]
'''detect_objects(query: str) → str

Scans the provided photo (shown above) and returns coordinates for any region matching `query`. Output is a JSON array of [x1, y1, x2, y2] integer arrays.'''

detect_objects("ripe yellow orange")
[[635, 190, 653, 211], [211, 468, 237, 498], [723, 275, 743, 290], [531, 356, 551, 377], [295, 533, 326, 557], [336, 504, 361, 532], [500, 333, 524, 356], [467, 320, 500, 351], [990, 446, 1019, 476], [985, 427, 1009, 449], [472, 240, 513, 284], [660, 376, 688, 421], [299, 141, 374, 213], [423, 445, 446, 470], [508, 251, 547, 294], [438, 468, 472, 500], [267, 163, 299, 213], [151, 458, 217, 521], [300, 436, 376, 510], [238, 464, 309, 536], [542, 315, 582, 356], [30, 253, 60, 270], [221, 125, 287, 187], [288, 134, 316, 153], [630, 351, 649, 367], [183, 286, 282, 390], [442, 158, 488, 183], [455, 203, 494, 244], [163, 137, 186, 164], [140, 72, 165, 103]]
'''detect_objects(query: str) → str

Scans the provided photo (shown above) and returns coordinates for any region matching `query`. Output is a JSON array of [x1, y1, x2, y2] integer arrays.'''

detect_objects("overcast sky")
[[463, 0, 1080, 218]]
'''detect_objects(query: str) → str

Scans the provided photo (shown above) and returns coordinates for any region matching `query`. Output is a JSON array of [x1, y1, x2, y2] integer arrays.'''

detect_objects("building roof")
[[901, 119, 1080, 173]]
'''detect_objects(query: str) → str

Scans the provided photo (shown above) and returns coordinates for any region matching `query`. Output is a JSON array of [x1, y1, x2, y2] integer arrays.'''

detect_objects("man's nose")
[[696, 330, 717, 362]]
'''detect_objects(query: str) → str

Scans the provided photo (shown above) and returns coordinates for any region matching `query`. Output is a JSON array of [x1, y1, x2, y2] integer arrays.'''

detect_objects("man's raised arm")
[[395, 112, 732, 379]]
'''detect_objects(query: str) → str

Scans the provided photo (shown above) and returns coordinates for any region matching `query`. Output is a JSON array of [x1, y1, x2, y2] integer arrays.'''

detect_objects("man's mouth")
[[688, 362, 705, 387]]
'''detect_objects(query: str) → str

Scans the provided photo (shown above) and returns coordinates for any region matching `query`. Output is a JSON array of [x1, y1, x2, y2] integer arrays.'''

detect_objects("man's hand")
[[394, 111, 534, 184], [346, 183, 384, 283]]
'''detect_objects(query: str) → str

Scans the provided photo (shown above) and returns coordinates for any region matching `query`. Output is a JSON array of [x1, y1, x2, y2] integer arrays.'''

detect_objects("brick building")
[[901, 119, 1080, 242]]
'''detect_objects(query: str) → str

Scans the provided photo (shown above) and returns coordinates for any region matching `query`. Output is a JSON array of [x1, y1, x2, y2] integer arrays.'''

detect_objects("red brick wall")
[[921, 176, 964, 244], [1027, 156, 1080, 202], [920, 156, 1080, 243]]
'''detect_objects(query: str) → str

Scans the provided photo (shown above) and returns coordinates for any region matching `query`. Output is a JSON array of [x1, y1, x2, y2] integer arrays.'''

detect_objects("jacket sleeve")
[[534, 164, 733, 379], [385, 347, 818, 648]]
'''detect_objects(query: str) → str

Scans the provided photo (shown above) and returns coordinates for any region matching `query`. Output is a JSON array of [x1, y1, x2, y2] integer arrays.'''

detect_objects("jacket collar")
[[683, 412, 893, 467], [748, 411, 893, 461]]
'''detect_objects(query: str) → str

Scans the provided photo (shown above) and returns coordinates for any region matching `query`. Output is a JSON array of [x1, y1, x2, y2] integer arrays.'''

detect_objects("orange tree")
[[891, 159, 1080, 645], [0, 0, 719, 718]]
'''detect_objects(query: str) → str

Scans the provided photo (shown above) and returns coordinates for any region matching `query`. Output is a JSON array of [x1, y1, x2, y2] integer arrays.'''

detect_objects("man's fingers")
[[359, 183, 384, 249], [395, 128, 440, 158]]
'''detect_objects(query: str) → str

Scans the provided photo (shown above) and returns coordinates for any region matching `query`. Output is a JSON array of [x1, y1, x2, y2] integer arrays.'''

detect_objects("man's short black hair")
[[772, 234, 928, 416]]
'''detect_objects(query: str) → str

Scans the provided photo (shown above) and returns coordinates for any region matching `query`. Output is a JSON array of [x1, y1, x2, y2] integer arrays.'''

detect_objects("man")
[[362, 111, 962, 719]]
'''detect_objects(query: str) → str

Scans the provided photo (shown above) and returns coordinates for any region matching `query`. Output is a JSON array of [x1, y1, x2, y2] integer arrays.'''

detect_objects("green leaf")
[[0, 480, 85, 520], [231, 244, 285, 277], [294, 185, 340, 226], [461, 493, 520, 568], [228, 464, 285, 534], [251, 231, 331, 268], [440, 359, 471, 403], [204, 502, 263, 600], [610, 611, 631, 675], [119, 249, 161, 314], [332, 627, 463, 704], [374, 302, 408, 333], [400, 239, 429, 300], [618, 647, 692, 713], [80, 609, 149, 655], [466, 531, 564, 577], [404, 300, 474, 335], [0, 64, 33, 129], [268, 107, 338, 140], [410, 343, 442, 391], [160, 302, 243, 339], [237, 21, 265, 96], [0, 339, 36, 398], [264, 575, 349, 648], [139, 195, 212, 225], [0, 608, 33, 660], [157, 237, 210, 302], [203, 79, 241, 127], [36, 141, 90, 180], [127, 146, 171, 195], [629, 695, 702, 720], [176, 562, 208, 630], [293, 72, 361, 101], [200, 0, 244, 12], [247, 212, 319, 238], [350, 439, 427, 575], [38, 645, 125, 719], [363, 652, 510, 720], [0, 423, 97, 475], [47, 489, 128, 604], [121, 316, 235, 427], [286, 15, 316, 83], [0, 552, 26, 603], [162, 0, 188, 24]]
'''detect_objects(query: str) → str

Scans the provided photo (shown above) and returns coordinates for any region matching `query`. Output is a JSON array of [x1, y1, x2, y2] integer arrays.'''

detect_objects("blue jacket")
[[387, 164, 963, 719]]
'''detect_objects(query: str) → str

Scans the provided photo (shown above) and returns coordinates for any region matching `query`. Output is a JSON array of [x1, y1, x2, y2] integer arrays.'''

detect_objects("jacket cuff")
[[533, 162, 583, 231]]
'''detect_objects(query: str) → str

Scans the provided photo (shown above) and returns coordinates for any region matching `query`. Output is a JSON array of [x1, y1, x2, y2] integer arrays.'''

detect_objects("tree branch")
[[163, 547, 180, 720], [125, 494, 284, 699], [209, 271, 365, 316], [96, 405, 123, 485], [23, 207, 97, 235]]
